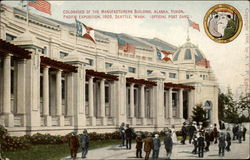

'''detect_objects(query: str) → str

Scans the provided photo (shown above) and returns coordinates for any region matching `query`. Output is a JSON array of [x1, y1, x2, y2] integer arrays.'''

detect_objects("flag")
[[156, 48, 173, 62], [118, 38, 135, 54], [75, 19, 95, 43], [188, 18, 200, 31], [28, 0, 51, 15]]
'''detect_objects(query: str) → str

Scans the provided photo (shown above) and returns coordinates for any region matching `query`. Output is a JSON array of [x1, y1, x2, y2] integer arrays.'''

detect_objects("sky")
[[2, 0, 250, 96]]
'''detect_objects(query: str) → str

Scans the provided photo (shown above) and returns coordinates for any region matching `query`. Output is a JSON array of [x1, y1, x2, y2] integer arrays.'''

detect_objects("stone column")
[[88, 77, 96, 126], [130, 83, 136, 125], [16, 59, 26, 126], [100, 79, 107, 125], [140, 85, 146, 125], [178, 89, 184, 122], [43, 66, 51, 126], [3, 54, 14, 127], [188, 89, 195, 119], [168, 88, 173, 124], [56, 70, 64, 126]]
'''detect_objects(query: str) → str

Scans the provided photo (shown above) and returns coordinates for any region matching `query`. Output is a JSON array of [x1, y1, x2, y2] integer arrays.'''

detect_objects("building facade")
[[0, 5, 219, 136]]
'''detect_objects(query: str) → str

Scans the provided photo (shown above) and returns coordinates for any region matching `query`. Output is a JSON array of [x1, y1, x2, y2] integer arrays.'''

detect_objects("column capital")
[[42, 66, 50, 69], [4, 54, 12, 59], [130, 83, 134, 87]]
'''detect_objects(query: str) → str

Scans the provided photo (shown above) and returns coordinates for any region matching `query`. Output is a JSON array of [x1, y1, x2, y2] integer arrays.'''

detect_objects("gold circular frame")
[[203, 4, 243, 43]]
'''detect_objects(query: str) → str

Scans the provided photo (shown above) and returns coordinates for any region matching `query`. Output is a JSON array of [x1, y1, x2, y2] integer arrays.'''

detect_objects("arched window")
[[204, 101, 212, 120], [184, 49, 192, 60]]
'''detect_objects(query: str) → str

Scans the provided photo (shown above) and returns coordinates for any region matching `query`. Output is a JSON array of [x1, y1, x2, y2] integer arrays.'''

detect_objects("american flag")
[[28, 0, 51, 15], [118, 38, 135, 54], [188, 18, 200, 31], [76, 19, 95, 43]]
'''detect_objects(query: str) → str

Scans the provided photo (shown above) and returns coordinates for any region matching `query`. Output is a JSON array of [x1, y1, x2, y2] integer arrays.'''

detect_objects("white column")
[[43, 66, 51, 126], [130, 83, 136, 125], [16, 59, 26, 127], [188, 89, 195, 119], [88, 77, 96, 126], [168, 88, 173, 124], [178, 89, 184, 121], [56, 70, 64, 126], [100, 79, 107, 125], [140, 85, 146, 125], [3, 54, 14, 127]]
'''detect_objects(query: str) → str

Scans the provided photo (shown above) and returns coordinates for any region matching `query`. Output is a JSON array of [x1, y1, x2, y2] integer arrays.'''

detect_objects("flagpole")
[[74, 18, 77, 50], [187, 18, 190, 41], [26, 0, 29, 28]]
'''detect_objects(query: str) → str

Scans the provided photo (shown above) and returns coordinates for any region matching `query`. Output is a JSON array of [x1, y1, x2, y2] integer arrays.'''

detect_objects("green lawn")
[[2, 139, 120, 160]]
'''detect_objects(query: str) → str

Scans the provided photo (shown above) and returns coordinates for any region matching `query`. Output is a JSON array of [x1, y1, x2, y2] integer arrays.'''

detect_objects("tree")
[[192, 103, 209, 127], [237, 93, 250, 122]]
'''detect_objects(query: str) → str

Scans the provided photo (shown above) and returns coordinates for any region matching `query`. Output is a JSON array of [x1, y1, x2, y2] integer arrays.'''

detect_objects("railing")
[[64, 116, 72, 126], [52, 116, 59, 126], [107, 117, 114, 126], [146, 118, 153, 125], [96, 118, 102, 126], [86, 117, 91, 126], [136, 118, 142, 125], [40, 116, 45, 126], [14, 115, 22, 127]]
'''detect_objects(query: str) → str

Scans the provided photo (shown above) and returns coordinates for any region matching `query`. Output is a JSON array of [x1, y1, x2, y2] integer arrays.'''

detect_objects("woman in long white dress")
[[171, 125, 178, 144]]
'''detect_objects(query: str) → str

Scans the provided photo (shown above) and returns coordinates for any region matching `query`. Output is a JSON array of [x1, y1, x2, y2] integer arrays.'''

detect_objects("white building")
[[0, 4, 219, 136]]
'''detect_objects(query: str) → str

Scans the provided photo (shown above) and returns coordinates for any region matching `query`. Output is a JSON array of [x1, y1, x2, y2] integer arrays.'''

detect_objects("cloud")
[[50, 1, 64, 6]]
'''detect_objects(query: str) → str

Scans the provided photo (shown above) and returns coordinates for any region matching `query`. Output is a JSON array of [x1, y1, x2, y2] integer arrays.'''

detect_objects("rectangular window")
[[134, 89, 137, 105], [172, 92, 177, 107], [169, 73, 176, 78], [105, 62, 112, 69], [128, 88, 130, 105], [85, 84, 89, 102], [186, 74, 190, 79], [147, 70, 153, 75], [128, 67, 136, 73], [105, 86, 109, 103], [42, 46, 47, 55], [40, 76, 43, 97], [86, 58, 94, 66], [6, 33, 16, 42], [60, 51, 68, 58], [62, 79, 65, 99]]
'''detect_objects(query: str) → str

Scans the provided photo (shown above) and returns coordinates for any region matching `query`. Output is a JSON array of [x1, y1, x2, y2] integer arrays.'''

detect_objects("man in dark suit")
[[197, 132, 205, 158], [213, 123, 219, 144], [242, 125, 247, 141], [125, 124, 133, 149], [218, 132, 226, 156], [164, 132, 173, 160], [225, 128, 231, 152], [189, 121, 197, 144], [181, 122, 187, 144], [204, 129, 210, 151], [80, 129, 89, 158]]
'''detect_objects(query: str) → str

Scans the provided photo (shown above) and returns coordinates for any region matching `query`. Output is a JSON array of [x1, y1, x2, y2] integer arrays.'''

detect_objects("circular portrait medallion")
[[203, 4, 243, 43]]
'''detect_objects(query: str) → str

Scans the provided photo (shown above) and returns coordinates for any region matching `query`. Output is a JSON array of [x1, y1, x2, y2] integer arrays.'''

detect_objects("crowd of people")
[[118, 121, 248, 160], [67, 121, 247, 159]]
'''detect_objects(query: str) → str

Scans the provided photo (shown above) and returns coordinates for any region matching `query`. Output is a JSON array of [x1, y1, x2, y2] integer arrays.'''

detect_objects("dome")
[[172, 38, 207, 65]]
